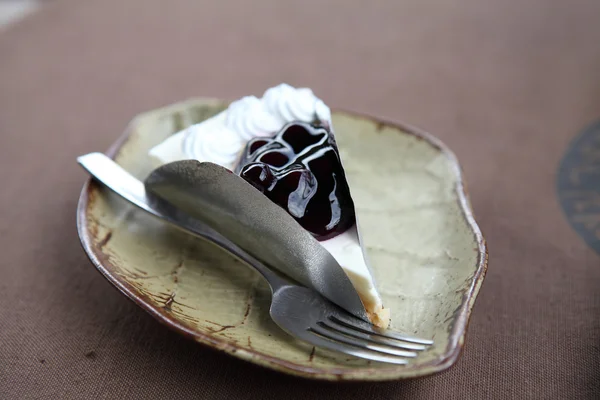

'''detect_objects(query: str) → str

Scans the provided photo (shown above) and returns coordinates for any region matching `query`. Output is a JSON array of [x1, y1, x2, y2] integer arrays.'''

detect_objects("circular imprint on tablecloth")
[[557, 120, 600, 254]]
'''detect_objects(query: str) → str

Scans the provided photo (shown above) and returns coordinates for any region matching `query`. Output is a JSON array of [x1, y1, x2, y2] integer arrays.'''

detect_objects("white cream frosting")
[[181, 113, 244, 168], [148, 84, 387, 327], [263, 84, 331, 126], [149, 84, 332, 170], [225, 96, 281, 141]]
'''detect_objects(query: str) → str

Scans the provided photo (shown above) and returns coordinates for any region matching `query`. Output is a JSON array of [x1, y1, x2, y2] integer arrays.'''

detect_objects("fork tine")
[[321, 318, 429, 351], [330, 315, 434, 345], [310, 325, 418, 358], [304, 329, 410, 365]]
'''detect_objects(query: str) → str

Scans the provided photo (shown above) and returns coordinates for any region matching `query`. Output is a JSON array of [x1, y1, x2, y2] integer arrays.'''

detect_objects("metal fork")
[[78, 153, 433, 364]]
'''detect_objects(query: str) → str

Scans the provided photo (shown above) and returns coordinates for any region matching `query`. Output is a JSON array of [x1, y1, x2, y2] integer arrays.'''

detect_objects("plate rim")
[[76, 99, 488, 381]]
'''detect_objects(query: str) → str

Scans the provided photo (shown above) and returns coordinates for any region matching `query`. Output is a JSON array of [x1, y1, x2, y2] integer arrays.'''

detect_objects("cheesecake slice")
[[148, 84, 389, 328]]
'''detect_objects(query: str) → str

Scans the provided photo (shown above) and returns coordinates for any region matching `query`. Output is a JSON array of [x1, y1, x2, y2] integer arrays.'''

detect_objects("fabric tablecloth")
[[1, 0, 600, 398]]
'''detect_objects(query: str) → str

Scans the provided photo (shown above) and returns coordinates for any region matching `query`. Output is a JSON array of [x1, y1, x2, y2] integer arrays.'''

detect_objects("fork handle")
[[77, 152, 292, 292]]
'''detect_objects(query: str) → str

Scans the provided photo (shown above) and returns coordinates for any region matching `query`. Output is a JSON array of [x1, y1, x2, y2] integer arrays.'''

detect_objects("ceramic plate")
[[77, 99, 487, 381]]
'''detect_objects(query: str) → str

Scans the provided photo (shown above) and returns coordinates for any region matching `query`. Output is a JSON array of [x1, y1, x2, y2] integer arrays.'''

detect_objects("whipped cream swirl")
[[225, 96, 282, 141], [182, 124, 244, 168], [153, 84, 332, 170], [263, 84, 332, 126]]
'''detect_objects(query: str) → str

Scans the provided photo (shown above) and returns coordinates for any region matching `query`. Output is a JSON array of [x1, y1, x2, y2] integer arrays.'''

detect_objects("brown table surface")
[[2, 0, 600, 398]]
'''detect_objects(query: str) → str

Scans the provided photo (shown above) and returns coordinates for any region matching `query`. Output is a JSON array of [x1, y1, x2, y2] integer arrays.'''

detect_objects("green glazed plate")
[[77, 98, 487, 381]]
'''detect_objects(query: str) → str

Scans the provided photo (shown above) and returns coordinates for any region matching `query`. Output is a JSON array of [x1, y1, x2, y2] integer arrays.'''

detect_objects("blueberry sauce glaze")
[[235, 122, 355, 240]]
